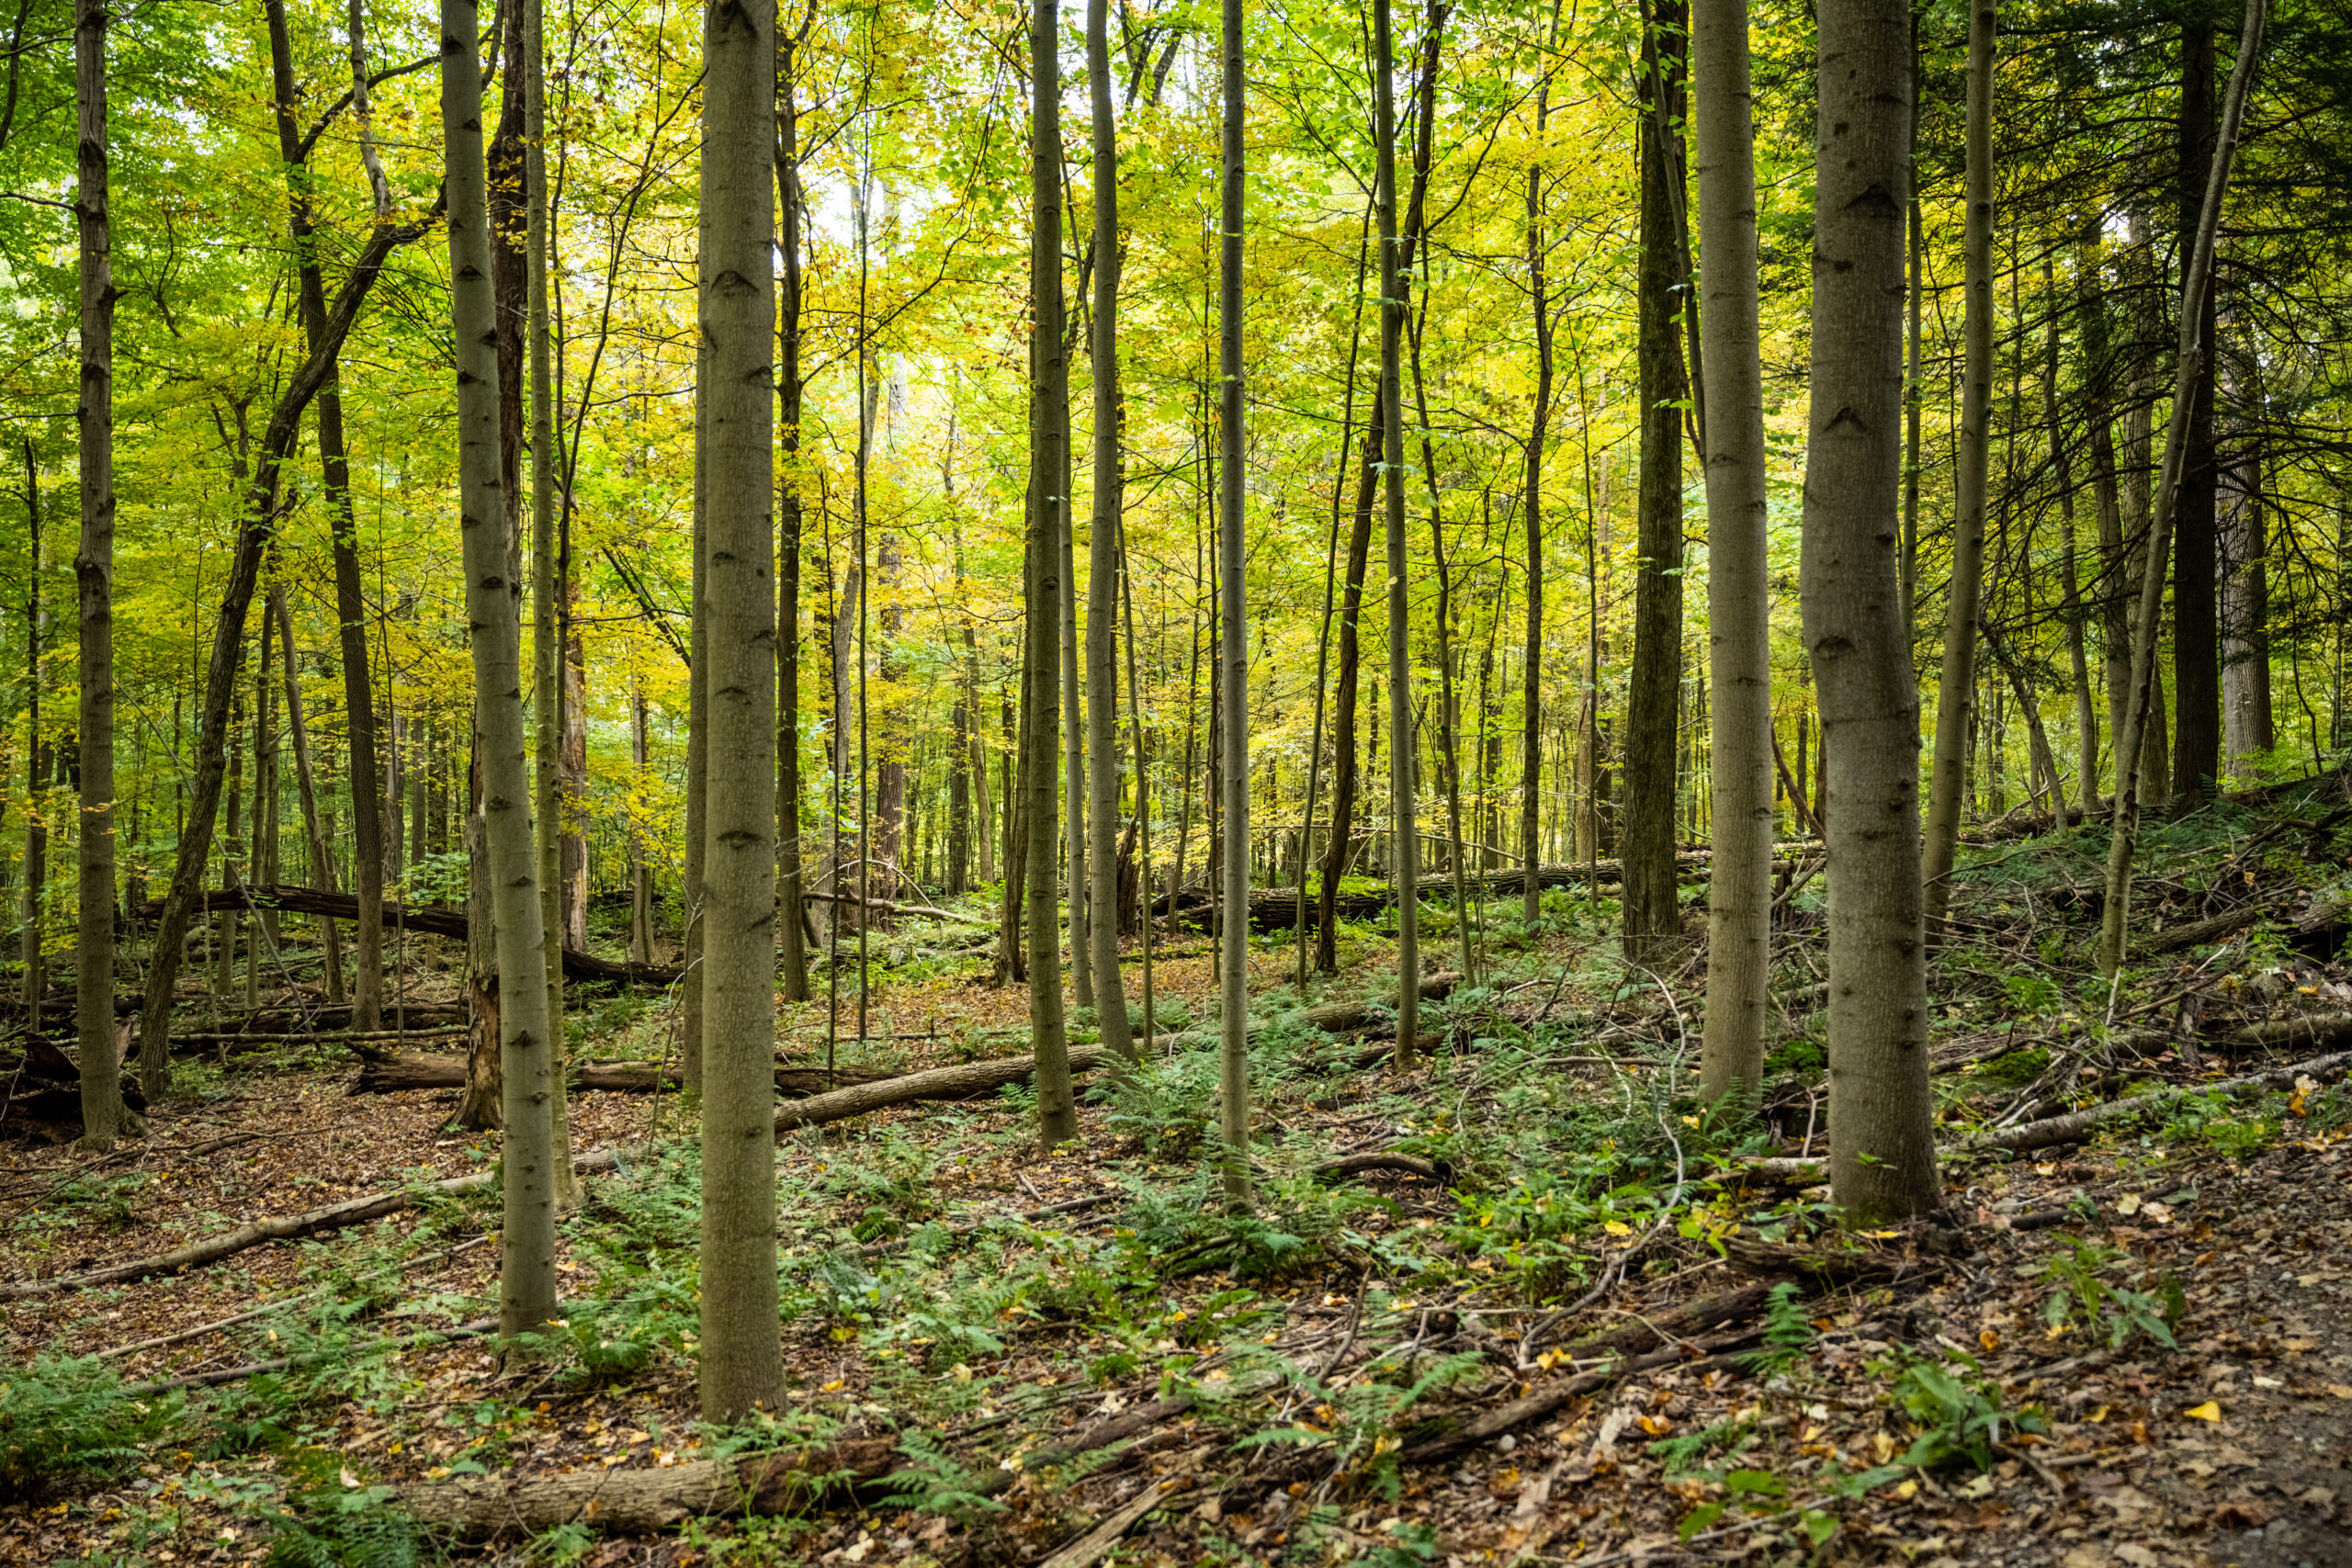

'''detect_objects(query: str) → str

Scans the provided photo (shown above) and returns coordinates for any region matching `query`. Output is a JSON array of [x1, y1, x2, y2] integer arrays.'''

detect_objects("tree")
[[1374, 0, 1419, 1066], [1920, 0, 1996, 936], [131, 180, 428, 1100], [2100, 0, 2267, 977], [1085, 0, 1135, 1068], [74, 0, 126, 1150], [442, 0, 560, 1341], [1027, 0, 1079, 1150], [1800, 0, 1939, 1223], [2172, 13, 2221, 801], [1621, 0, 1690, 964], [1691, 0, 1770, 1105], [775, 0, 813, 1004], [524, 0, 581, 1209], [1216, 0, 1251, 1207], [319, 0, 394, 1036], [1520, 6, 1558, 931], [695, 0, 786, 1422]]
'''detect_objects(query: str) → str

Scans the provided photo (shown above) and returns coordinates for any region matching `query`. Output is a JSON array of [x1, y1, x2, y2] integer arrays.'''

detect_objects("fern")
[[1742, 1283, 1815, 1376]]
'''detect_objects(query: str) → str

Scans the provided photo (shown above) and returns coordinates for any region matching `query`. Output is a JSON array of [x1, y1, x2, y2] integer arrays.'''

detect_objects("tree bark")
[[74, 0, 126, 1149], [775, 5, 811, 1003], [1520, 26, 1555, 929], [695, 0, 785, 1420], [2218, 312, 2272, 769], [275, 598, 345, 1002], [442, 0, 560, 1340], [1027, 0, 1078, 1149], [1621, 0, 1690, 964], [1692, 0, 1770, 1106], [1919, 0, 1996, 936], [1086, 0, 1135, 1066], [2171, 14, 2221, 800], [1374, 0, 1420, 1065], [2046, 254, 2098, 815], [1216, 0, 1251, 1207], [1799, 0, 1939, 1223]]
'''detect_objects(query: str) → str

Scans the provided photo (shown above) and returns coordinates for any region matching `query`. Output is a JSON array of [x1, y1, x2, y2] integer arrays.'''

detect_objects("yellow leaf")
[[1894, 1479, 1918, 1500], [1601, 1221, 1633, 1237], [820, 1379, 845, 1393], [2183, 1401, 2222, 1422]]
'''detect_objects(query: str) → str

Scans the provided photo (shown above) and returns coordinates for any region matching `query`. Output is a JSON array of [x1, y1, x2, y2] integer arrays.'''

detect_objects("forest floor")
[[5, 782, 2352, 1568]]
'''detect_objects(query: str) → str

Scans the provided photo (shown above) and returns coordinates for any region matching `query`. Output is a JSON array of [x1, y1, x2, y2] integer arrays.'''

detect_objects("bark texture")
[[1691, 0, 1770, 1105], [442, 0, 560, 1337], [695, 0, 786, 1420], [1799, 0, 1939, 1222]]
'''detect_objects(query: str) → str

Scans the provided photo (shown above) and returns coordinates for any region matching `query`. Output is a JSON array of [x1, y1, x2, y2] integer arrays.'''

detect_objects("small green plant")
[[1742, 1283, 1816, 1376], [260, 1450, 422, 1568], [1888, 1356, 2047, 1471], [2033, 1237, 2182, 1350], [0, 1356, 181, 1502]]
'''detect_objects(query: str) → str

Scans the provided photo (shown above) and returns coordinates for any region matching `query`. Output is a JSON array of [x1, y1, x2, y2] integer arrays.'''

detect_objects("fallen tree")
[[1148, 854, 1813, 932], [15, 974, 1451, 1295], [350, 1052, 897, 1098], [126, 885, 680, 986], [1737, 1034, 2352, 1180]]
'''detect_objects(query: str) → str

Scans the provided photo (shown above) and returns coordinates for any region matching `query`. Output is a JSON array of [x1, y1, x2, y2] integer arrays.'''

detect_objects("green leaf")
[[1678, 1501, 1726, 1541]]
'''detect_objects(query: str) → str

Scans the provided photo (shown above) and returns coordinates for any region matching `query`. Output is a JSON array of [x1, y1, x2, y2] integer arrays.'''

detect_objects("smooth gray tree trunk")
[[1692, 0, 1771, 1106], [443, 0, 560, 1339], [695, 0, 786, 1421]]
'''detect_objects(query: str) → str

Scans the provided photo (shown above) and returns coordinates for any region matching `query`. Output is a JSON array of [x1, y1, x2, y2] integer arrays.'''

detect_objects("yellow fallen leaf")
[[2183, 1401, 2222, 1422], [1601, 1221, 1633, 1237]]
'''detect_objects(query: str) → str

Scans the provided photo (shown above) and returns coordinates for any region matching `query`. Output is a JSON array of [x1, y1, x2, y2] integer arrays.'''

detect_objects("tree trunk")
[[1692, 0, 1770, 1106], [2047, 254, 2098, 814], [1919, 0, 1996, 935], [2100, 0, 2266, 976], [2218, 312, 2272, 770], [21, 458, 46, 1013], [275, 597, 345, 1001], [775, 20, 809, 1002], [442, 0, 560, 1340], [74, 0, 126, 1149], [1216, 0, 1251, 1206], [2171, 14, 2221, 801], [630, 684, 654, 964], [285, 0, 390, 1035], [695, 0, 785, 1420], [1027, 0, 1078, 1148], [1086, 0, 1136, 1067], [1799, 0, 1939, 1223], [1622, 0, 1690, 964], [1520, 34, 1555, 929]]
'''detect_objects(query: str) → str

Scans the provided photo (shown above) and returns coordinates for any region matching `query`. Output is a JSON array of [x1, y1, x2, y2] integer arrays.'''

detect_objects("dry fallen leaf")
[[2182, 1401, 2222, 1422]]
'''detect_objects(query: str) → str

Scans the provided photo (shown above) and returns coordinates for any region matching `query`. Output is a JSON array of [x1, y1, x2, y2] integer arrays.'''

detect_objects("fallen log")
[[349, 1052, 896, 1098], [1738, 1039, 2352, 1179], [2131, 903, 2267, 957], [1950, 1044, 2352, 1156], [1148, 856, 1788, 932], [398, 1369, 1196, 1537], [125, 886, 680, 986], [774, 1047, 1114, 1133]]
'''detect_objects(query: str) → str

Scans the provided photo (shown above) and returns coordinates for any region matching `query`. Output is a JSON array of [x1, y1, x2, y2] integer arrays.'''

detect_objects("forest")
[[2, 0, 2352, 1559]]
